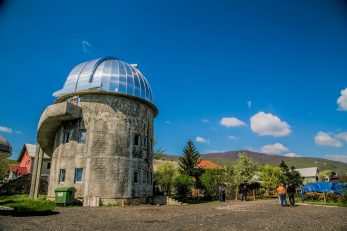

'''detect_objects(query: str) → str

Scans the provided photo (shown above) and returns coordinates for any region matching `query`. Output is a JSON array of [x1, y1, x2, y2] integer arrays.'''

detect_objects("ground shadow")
[[0, 210, 59, 217]]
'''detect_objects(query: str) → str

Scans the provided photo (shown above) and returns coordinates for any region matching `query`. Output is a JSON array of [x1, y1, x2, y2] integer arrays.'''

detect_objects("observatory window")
[[74, 168, 83, 183], [143, 136, 148, 149], [59, 169, 65, 183], [63, 130, 71, 144], [134, 134, 141, 146], [133, 171, 140, 184], [68, 96, 80, 106], [78, 129, 87, 143], [143, 171, 148, 184], [47, 163, 51, 170]]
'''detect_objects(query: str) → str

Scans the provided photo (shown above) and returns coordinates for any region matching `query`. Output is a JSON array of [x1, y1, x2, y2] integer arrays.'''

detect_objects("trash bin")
[[55, 187, 76, 206]]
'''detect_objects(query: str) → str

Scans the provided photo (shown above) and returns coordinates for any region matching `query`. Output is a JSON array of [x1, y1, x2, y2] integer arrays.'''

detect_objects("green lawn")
[[0, 194, 56, 213]]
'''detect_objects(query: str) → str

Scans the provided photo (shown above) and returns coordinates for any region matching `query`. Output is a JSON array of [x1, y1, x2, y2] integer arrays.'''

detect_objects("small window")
[[63, 130, 71, 144], [74, 168, 83, 183], [59, 169, 65, 183], [133, 171, 139, 184], [143, 171, 148, 184], [47, 162, 51, 170], [149, 172, 152, 185], [69, 96, 80, 106], [78, 129, 87, 143], [143, 136, 148, 149], [134, 134, 141, 146]]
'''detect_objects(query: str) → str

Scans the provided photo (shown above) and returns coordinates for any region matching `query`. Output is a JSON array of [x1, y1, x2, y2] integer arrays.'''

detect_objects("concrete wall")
[[47, 94, 155, 204]]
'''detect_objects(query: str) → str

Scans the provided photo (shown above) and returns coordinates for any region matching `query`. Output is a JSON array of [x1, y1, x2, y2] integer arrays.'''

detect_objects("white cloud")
[[260, 143, 289, 155], [337, 88, 347, 111], [284, 153, 300, 157], [315, 131, 342, 147], [336, 132, 347, 142], [323, 154, 347, 163], [220, 117, 246, 127], [195, 136, 209, 143], [201, 119, 210, 123], [81, 40, 92, 54], [244, 146, 256, 152], [204, 150, 225, 154], [228, 135, 238, 140], [250, 112, 292, 137], [247, 101, 252, 109], [15, 131, 23, 135], [165, 121, 171, 124], [0, 126, 12, 134]]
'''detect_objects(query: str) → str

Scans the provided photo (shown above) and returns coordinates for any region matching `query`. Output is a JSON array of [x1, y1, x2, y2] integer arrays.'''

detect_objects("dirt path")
[[1, 200, 347, 231]]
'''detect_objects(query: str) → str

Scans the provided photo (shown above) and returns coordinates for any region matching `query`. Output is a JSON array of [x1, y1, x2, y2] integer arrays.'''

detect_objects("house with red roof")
[[198, 160, 222, 169], [16, 144, 51, 178]]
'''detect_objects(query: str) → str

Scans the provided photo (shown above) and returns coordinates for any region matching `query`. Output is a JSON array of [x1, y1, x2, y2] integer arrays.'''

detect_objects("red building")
[[16, 144, 51, 177]]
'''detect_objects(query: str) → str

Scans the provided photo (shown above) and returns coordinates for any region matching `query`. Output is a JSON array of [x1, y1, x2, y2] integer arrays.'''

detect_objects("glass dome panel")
[[53, 57, 153, 103]]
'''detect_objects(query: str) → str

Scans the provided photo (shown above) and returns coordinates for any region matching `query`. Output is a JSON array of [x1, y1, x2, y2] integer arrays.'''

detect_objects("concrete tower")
[[32, 57, 158, 205]]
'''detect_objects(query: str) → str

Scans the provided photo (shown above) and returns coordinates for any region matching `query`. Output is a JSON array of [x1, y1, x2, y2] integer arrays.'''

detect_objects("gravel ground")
[[1, 200, 347, 231]]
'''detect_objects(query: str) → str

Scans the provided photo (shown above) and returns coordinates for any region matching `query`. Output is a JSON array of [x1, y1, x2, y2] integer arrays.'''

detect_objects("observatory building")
[[0, 135, 12, 160], [31, 57, 158, 205]]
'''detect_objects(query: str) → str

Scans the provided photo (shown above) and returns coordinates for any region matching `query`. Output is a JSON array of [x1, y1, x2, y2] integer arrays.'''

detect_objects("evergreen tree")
[[279, 160, 302, 186], [179, 140, 203, 181]]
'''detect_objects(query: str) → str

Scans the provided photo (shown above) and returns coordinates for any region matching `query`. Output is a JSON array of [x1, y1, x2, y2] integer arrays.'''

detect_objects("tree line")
[[154, 140, 303, 200]]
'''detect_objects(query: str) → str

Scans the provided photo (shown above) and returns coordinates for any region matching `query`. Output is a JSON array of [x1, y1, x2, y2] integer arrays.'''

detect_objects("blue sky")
[[0, 0, 347, 162]]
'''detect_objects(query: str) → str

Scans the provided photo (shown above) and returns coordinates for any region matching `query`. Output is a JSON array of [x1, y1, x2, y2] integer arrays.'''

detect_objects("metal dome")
[[53, 57, 153, 102]]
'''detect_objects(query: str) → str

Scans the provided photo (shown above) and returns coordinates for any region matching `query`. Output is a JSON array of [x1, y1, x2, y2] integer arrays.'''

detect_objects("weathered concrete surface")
[[47, 93, 155, 204], [37, 102, 82, 155]]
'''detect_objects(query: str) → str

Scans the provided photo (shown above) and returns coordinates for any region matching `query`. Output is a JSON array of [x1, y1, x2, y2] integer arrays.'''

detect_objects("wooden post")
[[323, 191, 327, 203], [235, 186, 238, 200], [253, 190, 256, 201]]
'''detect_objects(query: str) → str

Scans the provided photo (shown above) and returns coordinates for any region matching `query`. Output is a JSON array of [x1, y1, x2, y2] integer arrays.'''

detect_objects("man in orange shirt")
[[277, 183, 286, 207]]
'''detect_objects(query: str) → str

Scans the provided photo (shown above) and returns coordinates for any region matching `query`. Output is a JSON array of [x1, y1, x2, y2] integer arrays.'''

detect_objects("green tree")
[[154, 162, 179, 195], [200, 169, 225, 199], [178, 140, 203, 181], [279, 160, 303, 186], [0, 159, 17, 179], [174, 174, 194, 197], [259, 165, 284, 194], [233, 152, 258, 199]]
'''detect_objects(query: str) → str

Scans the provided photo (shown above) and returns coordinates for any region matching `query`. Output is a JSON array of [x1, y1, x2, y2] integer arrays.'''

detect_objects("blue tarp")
[[302, 182, 347, 195]]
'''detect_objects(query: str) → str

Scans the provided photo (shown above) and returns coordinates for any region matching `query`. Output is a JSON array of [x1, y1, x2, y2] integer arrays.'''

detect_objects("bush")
[[174, 174, 193, 197], [341, 192, 347, 205]]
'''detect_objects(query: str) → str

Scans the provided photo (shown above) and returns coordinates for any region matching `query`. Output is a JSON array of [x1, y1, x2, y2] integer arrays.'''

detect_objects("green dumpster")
[[55, 187, 76, 206]]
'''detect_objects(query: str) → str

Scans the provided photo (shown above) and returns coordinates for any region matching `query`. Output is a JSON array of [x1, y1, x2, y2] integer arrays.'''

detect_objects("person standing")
[[219, 184, 226, 202], [240, 185, 248, 201], [277, 183, 286, 207], [286, 183, 296, 207]]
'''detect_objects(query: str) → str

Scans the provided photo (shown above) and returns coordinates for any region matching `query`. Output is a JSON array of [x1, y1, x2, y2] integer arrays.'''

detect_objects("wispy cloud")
[[227, 135, 238, 140], [165, 121, 171, 124], [204, 150, 225, 154], [195, 136, 210, 143], [247, 100, 252, 109], [201, 119, 210, 123], [220, 117, 246, 127], [0, 126, 12, 134], [283, 153, 300, 157], [81, 40, 92, 54], [15, 131, 23, 135]]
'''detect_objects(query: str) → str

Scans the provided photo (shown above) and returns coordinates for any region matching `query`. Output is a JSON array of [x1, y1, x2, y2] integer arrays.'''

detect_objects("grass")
[[302, 201, 347, 207], [0, 194, 56, 213]]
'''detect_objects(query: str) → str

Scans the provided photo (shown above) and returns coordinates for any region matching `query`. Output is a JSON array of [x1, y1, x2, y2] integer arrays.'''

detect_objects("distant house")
[[198, 160, 222, 170], [16, 144, 51, 178], [296, 167, 320, 184]]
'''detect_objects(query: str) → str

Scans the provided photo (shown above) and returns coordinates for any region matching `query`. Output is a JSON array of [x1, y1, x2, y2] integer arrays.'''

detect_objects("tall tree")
[[233, 152, 258, 199], [178, 140, 203, 180], [259, 165, 284, 194], [154, 162, 179, 195], [279, 160, 302, 186], [200, 169, 225, 199]]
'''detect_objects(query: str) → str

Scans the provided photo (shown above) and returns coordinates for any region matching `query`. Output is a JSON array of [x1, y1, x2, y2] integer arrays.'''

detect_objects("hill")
[[154, 150, 347, 175]]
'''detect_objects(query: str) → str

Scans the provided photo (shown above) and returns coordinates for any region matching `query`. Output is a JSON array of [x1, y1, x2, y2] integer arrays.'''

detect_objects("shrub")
[[174, 174, 193, 197], [0, 194, 56, 213]]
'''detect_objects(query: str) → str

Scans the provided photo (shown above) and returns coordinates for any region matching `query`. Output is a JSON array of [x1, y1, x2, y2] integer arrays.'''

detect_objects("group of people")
[[276, 183, 296, 207], [219, 184, 249, 202]]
